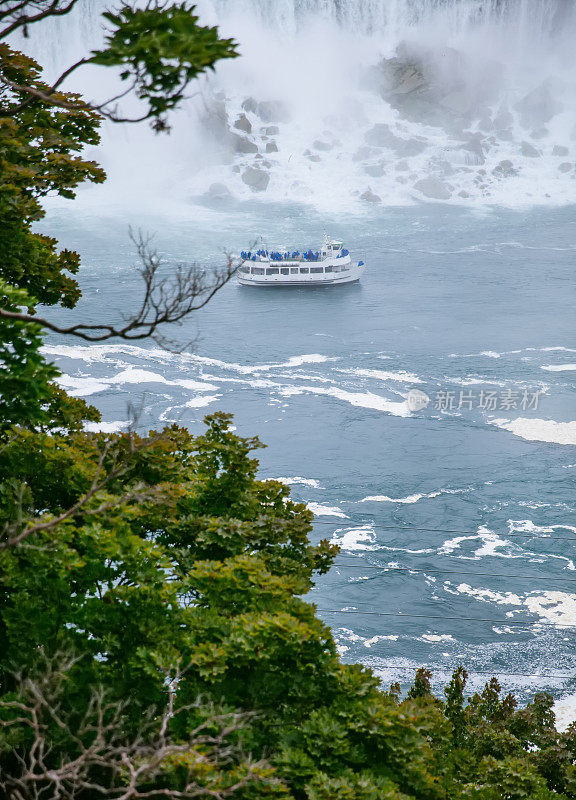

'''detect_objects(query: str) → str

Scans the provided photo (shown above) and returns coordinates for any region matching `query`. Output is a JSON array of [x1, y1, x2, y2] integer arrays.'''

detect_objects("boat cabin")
[[322, 239, 343, 258]]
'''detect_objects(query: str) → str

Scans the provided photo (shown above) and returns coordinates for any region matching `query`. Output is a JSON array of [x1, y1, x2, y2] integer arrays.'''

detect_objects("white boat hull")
[[238, 257, 365, 287]]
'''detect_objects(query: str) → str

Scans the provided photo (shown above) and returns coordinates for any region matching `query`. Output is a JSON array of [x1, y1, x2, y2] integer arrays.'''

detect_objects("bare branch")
[[0, 0, 81, 39], [0, 656, 269, 800], [0, 231, 240, 349]]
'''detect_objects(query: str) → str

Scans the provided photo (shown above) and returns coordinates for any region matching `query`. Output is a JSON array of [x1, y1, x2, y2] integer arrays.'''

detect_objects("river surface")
[[41, 199, 576, 710]]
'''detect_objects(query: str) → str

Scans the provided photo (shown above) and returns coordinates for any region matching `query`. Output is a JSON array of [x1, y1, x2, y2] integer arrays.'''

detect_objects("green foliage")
[[91, 2, 238, 129], [0, 45, 105, 307], [1, 3, 574, 798], [3, 412, 575, 799]]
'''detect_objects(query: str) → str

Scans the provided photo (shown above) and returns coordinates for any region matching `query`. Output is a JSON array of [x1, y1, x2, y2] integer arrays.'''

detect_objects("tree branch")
[[0, 656, 269, 800], [0, 231, 241, 349], [0, 0, 81, 39], [0, 431, 165, 550]]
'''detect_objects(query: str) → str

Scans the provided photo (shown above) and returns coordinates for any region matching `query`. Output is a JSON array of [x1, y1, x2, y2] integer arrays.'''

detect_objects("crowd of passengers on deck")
[[240, 248, 350, 262]]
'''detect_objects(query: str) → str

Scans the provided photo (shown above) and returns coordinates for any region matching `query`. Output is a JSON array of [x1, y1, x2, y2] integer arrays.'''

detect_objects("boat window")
[[311, 267, 323, 274], [332, 265, 341, 272], [300, 267, 309, 274], [280, 268, 289, 275], [240, 266, 250, 273], [266, 268, 279, 275], [252, 267, 265, 275], [333, 244, 341, 250], [324, 265, 333, 272], [290, 268, 298, 274]]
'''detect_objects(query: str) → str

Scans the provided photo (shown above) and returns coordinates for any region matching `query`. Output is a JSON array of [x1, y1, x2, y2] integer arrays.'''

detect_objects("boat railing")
[[240, 248, 350, 263]]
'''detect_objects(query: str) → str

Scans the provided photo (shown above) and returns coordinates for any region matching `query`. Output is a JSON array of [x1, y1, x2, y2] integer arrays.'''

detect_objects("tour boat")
[[238, 236, 365, 287]]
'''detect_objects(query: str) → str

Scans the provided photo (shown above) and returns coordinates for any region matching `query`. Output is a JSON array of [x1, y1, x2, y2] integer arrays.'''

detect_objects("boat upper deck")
[[240, 241, 350, 264]]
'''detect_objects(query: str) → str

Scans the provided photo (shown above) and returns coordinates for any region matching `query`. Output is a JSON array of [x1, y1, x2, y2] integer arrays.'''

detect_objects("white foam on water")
[[524, 592, 576, 627], [449, 349, 526, 359], [554, 694, 576, 732], [43, 343, 331, 378], [361, 492, 430, 503], [439, 529, 517, 560], [509, 519, 576, 537], [108, 368, 219, 392], [330, 524, 378, 551], [419, 634, 455, 643], [541, 347, 576, 353], [363, 635, 399, 647], [541, 364, 576, 372], [254, 354, 335, 370], [452, 583, 524, 607], [108, 368, 171, 385], [84, 420, 129, 433], [450, 582, 576, 628], [491, 417, 576, 445], [56, 375, 110, 396], [308, 503, 348, 517], [445, 376, 509, 387], [278, 385, 411, 416], [185, 394, 222, 408], [361, 486, 470, 503], [273, 476, 323, 488], [340, 368, 423, 384]]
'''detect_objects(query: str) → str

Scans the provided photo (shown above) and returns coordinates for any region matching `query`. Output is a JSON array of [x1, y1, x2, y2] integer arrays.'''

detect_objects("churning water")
[[21, 0, 576, 715]]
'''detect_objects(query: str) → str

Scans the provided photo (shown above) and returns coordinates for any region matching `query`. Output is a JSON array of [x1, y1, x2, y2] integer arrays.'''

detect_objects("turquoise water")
[[42, 200, 576, 702]]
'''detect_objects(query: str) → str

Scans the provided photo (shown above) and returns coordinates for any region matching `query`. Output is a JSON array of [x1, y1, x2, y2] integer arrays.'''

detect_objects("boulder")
[[553, 145, 570, 156], [493, 108, 514, 130], [360, 187, 381, 203], [256, 100, 290, 123], [558, 162, 573, 173], [458, 190, 471, 198], [521, 141, 541, 158], [364, 123, 426, 155], [241, 167, 270, 191], [202, 97, 229, 141], [313, 139, 333, 151], [204, 182, 231, 200], [352, 145, 377, 162], [478, 115, 493, 132], [364, 162, 385, 177], [234, 114, 252, 134], [372, 44, 490, 128], [440, 89, 474, 116], [413, 176, 452, 200], [230, 133, 258, 154], [364, 123, 402, 148], [459, 134, 486, 165], [265, 141, 278, 153], [515, 80, 563, 129], [401, 139, 427, 156], [264, 125, 279, 135], [305, 153, 321, 162], [242, 97, 258, 114], [492, 159, 518, 177]]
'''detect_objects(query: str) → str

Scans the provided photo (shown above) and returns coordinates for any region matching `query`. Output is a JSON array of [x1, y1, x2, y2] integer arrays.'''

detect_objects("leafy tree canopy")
[[0, 2, 575, 799]]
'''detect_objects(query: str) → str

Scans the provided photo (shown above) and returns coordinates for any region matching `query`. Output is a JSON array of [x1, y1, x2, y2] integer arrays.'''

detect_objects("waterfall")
[[14, 0, 576, 210]]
